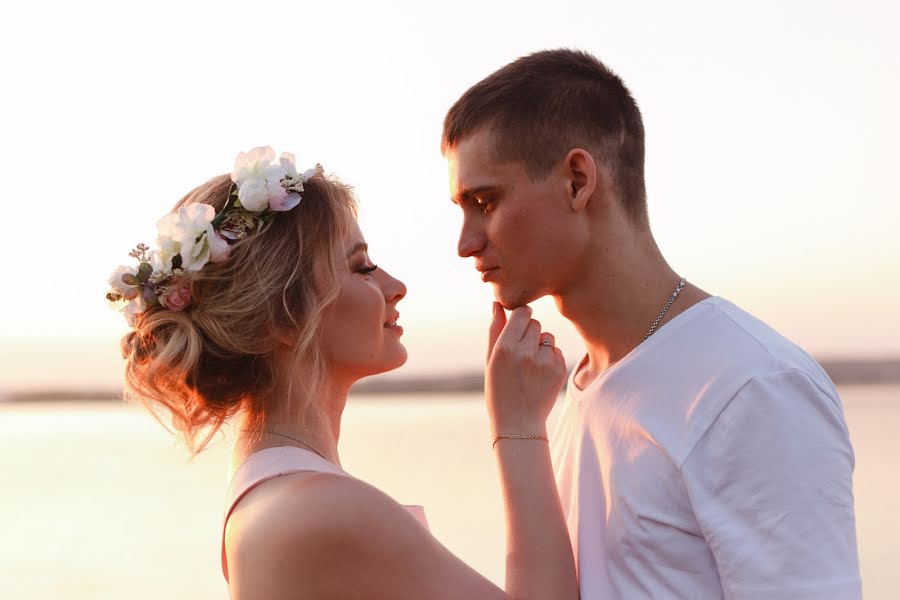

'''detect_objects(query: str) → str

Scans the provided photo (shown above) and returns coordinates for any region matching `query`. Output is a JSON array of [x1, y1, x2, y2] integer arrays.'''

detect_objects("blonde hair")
[[120, 172, 357, 456]]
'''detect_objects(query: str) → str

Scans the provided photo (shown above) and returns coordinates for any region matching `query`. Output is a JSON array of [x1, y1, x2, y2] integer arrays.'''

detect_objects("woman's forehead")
[[338, 220, 368, 260]]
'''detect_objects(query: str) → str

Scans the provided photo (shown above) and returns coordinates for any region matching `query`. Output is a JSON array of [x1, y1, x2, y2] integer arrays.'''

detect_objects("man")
[[442, 49, 861, 599]]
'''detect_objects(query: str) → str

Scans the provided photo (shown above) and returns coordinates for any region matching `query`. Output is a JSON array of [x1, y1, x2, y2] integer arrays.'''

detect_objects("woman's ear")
[[268, 323, 301, 349]]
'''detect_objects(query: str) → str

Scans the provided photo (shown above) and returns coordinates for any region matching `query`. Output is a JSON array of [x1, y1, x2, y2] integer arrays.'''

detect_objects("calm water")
[[1, 386, 897, 599]]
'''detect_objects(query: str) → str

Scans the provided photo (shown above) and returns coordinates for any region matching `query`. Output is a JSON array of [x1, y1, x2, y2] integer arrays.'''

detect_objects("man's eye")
[[477, 198, 495, 214]]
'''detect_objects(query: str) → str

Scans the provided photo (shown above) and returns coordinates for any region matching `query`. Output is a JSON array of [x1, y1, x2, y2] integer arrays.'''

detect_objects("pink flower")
[[159, 279, 192, 312], [268, 191, 301, 212], [209, 231, 232, 264]]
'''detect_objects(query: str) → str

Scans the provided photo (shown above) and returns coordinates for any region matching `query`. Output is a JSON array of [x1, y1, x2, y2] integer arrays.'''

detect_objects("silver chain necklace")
[[240, 428, 329, 461], [643, 278, 687, 341]]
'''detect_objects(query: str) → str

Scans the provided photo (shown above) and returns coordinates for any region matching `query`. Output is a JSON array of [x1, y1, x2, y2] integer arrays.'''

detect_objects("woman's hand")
[[484, 302, 579, 600], [485, 302, 567, 437]]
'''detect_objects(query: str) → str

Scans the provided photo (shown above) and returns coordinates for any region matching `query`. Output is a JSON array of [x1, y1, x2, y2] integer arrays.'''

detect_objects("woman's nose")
[[380, 268, 407, 303]]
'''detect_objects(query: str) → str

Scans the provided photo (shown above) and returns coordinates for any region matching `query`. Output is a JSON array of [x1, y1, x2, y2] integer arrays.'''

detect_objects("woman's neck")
[[233, 378, 350, 468]]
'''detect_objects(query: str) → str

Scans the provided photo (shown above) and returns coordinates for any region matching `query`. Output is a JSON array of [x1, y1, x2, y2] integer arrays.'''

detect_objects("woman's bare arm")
[[486, 304, 579, 600]]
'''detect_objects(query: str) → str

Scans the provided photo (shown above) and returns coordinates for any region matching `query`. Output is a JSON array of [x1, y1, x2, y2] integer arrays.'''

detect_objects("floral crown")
[[106, 146, 322, 325]]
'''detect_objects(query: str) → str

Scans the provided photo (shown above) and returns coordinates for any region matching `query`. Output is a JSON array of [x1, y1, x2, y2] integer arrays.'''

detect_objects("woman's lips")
[[384, 321, 404, 335]]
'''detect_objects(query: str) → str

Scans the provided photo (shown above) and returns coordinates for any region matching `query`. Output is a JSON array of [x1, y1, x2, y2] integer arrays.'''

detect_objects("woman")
[[107, 147, 578, 599]]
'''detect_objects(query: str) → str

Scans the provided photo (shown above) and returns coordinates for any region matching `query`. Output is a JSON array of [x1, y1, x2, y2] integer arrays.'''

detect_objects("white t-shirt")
[[551, 297, 861, 599]]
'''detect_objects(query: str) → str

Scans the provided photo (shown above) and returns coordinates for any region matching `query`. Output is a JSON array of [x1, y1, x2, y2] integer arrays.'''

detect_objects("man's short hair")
[[442, 49, 647, 223]]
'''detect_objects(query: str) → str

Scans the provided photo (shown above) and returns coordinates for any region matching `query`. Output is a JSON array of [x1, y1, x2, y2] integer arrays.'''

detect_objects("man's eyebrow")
[[346, 242, 368, 260], [451, 185, 500, 205]]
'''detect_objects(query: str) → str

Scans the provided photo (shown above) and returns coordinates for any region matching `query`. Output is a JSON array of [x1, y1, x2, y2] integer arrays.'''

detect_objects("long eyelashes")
[[358, 264, 378, 275]]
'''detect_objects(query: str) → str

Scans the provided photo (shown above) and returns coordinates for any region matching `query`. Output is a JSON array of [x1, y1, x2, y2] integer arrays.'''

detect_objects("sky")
[[1, 0, 898, 391]]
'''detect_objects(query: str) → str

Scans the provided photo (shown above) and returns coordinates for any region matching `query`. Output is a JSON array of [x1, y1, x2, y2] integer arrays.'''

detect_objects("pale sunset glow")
[[1, 1, 898, 391], [1, 3, 898, 599]]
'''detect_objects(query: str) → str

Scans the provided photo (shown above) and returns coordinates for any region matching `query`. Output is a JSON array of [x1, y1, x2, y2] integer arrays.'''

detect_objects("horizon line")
[[2, 358, 900, 403]]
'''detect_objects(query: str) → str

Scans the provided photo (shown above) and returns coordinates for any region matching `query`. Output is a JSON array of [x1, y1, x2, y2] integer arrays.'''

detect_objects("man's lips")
[[478, 267, 499, 282]]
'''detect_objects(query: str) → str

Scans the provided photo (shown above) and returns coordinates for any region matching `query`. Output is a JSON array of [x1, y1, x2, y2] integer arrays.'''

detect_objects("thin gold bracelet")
[[492, 434, 549, 449]]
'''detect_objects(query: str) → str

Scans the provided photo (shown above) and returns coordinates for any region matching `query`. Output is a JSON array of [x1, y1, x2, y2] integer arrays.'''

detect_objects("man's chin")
[[493, 285, 538, 310]]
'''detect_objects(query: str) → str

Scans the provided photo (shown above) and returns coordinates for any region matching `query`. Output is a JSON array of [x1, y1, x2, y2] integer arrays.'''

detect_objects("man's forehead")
[[449, 129, 495, 168], [447, 130, 512, 196]]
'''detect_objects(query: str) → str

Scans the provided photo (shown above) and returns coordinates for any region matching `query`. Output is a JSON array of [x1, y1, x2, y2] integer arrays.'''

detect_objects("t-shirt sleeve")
[[681, 369, 861, 600]]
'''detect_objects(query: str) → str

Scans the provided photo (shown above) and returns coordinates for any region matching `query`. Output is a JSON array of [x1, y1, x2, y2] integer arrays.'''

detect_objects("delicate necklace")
[[643, 277, 687, 341], [240, 428, 329, 462]]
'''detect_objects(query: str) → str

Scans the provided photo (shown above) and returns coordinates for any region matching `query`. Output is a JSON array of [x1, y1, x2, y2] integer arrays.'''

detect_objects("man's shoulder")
[[694, 297, 833, 384], [588, 297, 838, 464], [631, 296, 832, 391]]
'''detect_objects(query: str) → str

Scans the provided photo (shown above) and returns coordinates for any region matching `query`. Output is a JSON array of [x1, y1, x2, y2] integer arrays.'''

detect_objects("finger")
[[541, 345, 567, 380], [553, 346, 566, 368], [522, 319, 541, 348], [539, 332, 556, 348], [498, 306, 533, 343], [487, 302, 507, 362]]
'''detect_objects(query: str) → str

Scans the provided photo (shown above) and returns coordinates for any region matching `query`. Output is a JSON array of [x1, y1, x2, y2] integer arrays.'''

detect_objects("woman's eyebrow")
[[346, 242, 368, 260]]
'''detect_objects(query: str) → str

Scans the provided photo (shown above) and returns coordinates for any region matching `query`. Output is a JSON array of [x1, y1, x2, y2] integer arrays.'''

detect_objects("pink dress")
[[221, 446, 429, 583]]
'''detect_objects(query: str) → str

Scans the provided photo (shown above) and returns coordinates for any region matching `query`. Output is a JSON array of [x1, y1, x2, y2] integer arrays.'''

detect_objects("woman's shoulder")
[[225, 470, 442, 597], [231, 468, 418, 539]]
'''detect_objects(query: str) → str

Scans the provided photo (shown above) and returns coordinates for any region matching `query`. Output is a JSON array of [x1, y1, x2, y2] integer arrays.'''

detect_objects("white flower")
[[280, 152, 298, 178], [156, 204, 216, 271], [123, 293, 148, 326], [157, 203, 215, 242], [232, 147, 284, 185], [154, 236, 178, 272], [106, 265, 147, 320], [272, 160, 322, 212], [236, 178, 270, 212], [108, 265, 138, 296], [231, 146, 293, 212], [185, 231, 212, 271]]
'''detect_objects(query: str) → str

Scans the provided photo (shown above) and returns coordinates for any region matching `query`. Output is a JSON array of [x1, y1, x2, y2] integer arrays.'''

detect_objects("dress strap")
[[221, 446, 350, 581], [220, 445, 430, 584]]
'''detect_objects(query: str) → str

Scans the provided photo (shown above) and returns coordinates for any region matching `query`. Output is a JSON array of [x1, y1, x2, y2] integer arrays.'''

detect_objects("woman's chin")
[[386, 345, 409, 371], [354, 347, 409, 381]]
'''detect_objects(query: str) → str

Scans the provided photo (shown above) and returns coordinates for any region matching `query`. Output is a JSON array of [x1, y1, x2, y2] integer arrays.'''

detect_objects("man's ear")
[[564, 148, 597, 212]]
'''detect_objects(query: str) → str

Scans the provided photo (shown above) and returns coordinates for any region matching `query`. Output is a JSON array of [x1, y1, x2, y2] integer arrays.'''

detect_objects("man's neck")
[[554, 234, 710, 390]]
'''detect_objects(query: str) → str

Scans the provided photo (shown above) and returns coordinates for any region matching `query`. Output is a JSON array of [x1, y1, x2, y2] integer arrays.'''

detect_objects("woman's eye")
[[358, 263, 378, 275]]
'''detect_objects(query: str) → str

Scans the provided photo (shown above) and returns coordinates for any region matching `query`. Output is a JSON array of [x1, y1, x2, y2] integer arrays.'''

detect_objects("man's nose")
[[457, 217, 486, 258]]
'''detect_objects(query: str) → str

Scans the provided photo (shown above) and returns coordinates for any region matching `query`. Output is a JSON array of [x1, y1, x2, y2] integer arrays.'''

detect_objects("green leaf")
[[137, 262, 153, 281]]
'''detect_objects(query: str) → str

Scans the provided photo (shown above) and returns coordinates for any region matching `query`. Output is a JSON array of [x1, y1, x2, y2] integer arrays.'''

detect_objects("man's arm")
[[682, 369, 861, 600]]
